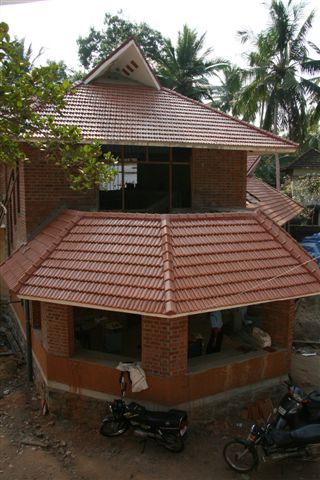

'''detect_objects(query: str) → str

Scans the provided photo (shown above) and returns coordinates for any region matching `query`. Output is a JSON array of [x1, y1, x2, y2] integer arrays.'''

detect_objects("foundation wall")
[[6, 299, 292, 420]]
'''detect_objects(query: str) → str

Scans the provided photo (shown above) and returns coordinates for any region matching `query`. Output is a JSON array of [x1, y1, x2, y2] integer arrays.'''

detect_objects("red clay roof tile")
[[1, 209, 320, 317], [247, 176, 303, 226], [247, 155, 262, 174], [46, 83, 297, 153]]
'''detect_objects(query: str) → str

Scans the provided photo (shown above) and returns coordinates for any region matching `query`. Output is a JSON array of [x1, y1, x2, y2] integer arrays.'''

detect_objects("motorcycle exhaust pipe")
[[133, 429, 160, 439], [270, 450, 305, 461], [133, 429, 148, 439]]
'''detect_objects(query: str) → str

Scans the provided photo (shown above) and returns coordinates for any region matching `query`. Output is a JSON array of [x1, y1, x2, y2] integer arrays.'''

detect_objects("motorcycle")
[[223, 420, 320, 473], [99, 372, 188, 453], [273, 377, 320, 429]]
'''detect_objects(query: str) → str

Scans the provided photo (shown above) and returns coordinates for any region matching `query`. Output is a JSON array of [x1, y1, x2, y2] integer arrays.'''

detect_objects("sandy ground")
[[1, 353, 320, 480]]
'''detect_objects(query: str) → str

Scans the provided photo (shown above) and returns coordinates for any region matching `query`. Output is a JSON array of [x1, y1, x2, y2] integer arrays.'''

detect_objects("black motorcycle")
[[273, 378, 320, 429], [223, 420, 320, 472], [99, 372, 188, 453]]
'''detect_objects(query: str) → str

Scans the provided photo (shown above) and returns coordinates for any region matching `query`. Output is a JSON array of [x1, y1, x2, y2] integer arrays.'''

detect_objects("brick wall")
[[2, 146, 97, 252], [261, 299, 295, 349], [192, 149, 247, 209], [141, 315, 188, 376], [41, 302, 74, 357], [23, 146, 97, 240]]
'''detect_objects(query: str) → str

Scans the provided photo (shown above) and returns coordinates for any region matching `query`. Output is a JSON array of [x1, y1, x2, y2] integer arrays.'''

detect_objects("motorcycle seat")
[[272, 424, 320, 446], [135, 410, 183, 428], [290, 424, 320, 444]]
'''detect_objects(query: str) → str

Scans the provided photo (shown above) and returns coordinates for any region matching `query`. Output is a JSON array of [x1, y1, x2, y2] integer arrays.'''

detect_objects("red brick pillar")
[[41, 302, 74, 357], [261, 300, 294, 349], [141, 315, 188, 376]]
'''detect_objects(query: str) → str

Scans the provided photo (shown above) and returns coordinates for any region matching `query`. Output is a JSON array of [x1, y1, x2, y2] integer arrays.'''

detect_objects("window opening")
[[99, 146, 191, 212], [188, 304, 276, 367], [74, 308, 141, 361]]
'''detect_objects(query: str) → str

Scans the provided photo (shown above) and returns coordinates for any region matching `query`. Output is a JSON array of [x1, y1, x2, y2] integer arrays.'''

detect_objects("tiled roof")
[[1, 209, 319, 317], [247, 176, 303, 226], [50, 83, 297, 153], [247, 155, 261, 174], [286, 149, 320, 170]]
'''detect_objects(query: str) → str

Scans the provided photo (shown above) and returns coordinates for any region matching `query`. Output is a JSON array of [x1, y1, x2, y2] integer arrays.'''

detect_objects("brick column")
[[41, 302, 74, 357], [141, 315, 188, 376], [261, 300, 294, 349]]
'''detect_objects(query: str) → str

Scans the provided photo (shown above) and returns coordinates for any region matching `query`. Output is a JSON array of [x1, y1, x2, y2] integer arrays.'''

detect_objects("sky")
[[0, 0, 320, 71]]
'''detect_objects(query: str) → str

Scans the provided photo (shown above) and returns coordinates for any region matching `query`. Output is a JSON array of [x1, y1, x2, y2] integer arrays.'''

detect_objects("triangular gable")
[[83, 37, 160, 89]]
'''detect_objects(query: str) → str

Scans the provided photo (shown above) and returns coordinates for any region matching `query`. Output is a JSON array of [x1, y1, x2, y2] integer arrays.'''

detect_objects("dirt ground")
[[295, 296, 320, 341], [1, 352, 320, 480]]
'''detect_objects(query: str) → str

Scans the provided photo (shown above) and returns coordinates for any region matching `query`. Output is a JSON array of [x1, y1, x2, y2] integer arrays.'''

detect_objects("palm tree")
[[211, 64, 244, 115], [12, 37, 44, 69], [155, 25, 226, 101], [237, 0, 320, 143]]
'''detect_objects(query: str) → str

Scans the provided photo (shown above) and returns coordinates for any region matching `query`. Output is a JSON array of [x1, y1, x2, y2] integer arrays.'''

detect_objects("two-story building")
[[1, 39, 319, 417]]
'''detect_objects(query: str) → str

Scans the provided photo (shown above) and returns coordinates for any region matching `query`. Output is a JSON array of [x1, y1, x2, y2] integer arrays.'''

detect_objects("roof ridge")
[[160, 215, 176, 315], [255, 209, 320, 284], [161, 86, 298, 149]]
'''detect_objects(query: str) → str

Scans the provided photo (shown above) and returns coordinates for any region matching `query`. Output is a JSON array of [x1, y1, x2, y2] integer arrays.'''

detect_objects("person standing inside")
[[206, 310, 223, 354]]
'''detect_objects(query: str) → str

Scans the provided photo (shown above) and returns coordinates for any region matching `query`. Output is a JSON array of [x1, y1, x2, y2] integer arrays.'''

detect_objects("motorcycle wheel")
[[99, 417, 128, 437], [161, 433, 184, 453], [223, 440, 258, 473]]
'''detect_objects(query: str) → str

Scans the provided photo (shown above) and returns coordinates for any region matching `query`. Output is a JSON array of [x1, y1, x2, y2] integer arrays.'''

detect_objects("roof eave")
[[15, 289, 320, 318], [30, 136, 296, 154]]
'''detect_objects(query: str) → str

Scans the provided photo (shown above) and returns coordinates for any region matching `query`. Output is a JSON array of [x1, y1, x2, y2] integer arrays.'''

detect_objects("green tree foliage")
[[77, 11, 165, 70], [283, 173, 320, 221], [46, 59, 87, 84], [211, 64, 244, 114], [77, 14, 226, 102], [155, 25, 227, 101], [237, 0, 320, 143], [254, 155, 278, 186], [0, 22, 116, 190], [300, 117, 320, 152]]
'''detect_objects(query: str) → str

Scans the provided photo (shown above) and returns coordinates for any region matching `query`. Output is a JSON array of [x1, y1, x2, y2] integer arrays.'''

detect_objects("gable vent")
[[122, 60, 139, 77]]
